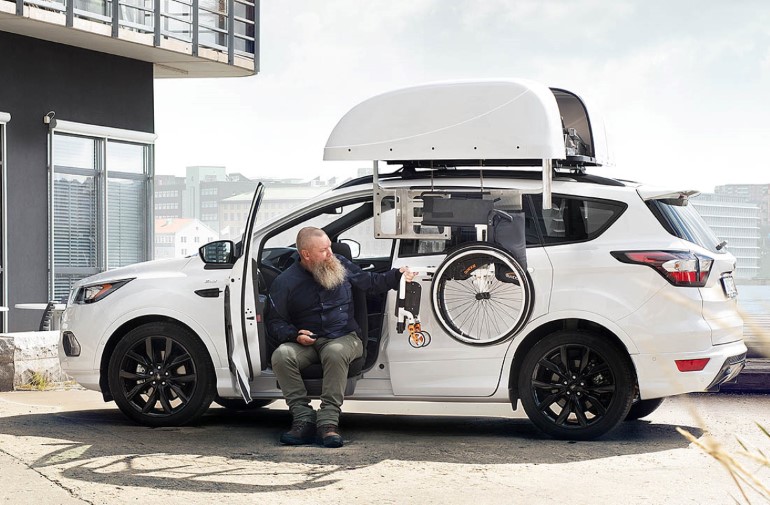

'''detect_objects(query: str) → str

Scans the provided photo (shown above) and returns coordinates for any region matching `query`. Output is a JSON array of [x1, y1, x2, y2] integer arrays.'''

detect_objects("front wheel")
[[517, 331, 635, 440], [108, 322, 216, 427]]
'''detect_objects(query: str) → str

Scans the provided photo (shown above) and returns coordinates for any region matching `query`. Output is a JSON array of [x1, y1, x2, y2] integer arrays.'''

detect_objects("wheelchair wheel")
[[431, 243, 533, 345]]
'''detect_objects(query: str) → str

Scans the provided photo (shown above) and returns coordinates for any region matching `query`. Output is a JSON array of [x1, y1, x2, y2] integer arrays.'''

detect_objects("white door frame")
[[0, 112, 10, 332]]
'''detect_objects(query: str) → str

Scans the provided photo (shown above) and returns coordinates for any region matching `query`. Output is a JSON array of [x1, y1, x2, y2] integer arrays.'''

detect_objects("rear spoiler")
[[636, 188, 700, 204]]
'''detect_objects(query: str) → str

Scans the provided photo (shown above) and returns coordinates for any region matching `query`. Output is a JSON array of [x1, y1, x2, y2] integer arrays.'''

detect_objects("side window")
[[338, 212, 395, 259], [399, 203, 541, 257], [528, 194, 626, 245], [262, 200, 394, 257]]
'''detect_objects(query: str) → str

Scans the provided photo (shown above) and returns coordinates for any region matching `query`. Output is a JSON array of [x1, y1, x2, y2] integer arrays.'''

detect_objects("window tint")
[[399, 204, 540, 257], [529, 194, 626, 245], [647, 199, 725, 254]]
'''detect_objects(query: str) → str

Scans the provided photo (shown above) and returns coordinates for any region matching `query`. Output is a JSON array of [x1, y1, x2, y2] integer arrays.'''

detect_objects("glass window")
[[530, 194, 626, 245], [52, 133, 152, 300], [648, 199, 726, 254]]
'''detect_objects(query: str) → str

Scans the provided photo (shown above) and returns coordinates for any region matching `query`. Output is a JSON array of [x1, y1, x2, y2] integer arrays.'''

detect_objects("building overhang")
[[0, 0, 256, 78]]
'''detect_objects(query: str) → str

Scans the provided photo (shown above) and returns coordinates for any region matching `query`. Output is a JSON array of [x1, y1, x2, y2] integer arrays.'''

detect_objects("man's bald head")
[[296, 227, 328, 253]]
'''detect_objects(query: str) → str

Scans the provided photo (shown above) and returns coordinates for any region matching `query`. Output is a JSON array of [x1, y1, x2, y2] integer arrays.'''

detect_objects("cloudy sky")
[[154, 0, 770, 192]]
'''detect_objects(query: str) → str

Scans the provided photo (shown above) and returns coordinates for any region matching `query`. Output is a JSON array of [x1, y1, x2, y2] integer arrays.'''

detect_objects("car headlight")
[[74, 279, 134, 304]]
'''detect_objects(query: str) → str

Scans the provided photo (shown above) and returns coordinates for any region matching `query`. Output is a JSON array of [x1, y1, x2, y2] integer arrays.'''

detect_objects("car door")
[[226, 183, 264, 402], [386, 202, 553, 397]]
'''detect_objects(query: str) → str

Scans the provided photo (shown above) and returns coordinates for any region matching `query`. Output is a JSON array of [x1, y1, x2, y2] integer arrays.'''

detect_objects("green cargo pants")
[[271, 331, 363, 427]]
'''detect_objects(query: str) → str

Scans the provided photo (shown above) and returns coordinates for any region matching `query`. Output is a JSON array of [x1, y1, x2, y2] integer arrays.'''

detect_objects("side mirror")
[[199, 240, 235, 265], [339, 238, 361, 259]]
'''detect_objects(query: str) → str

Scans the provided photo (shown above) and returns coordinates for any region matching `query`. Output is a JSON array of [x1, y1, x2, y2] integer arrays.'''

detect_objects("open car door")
[[226, 183, 264, 402]]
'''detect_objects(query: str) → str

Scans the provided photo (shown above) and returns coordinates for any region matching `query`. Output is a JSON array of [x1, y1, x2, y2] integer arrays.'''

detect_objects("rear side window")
[[528, 194, 626, 245], [647, 199, 724, 254]]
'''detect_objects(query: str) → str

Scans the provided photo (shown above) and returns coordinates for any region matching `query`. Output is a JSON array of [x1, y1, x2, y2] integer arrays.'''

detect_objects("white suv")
[[58, 80, 746, 440]]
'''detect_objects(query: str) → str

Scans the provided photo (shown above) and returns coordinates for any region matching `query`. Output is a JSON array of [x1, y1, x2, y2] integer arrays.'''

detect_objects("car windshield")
[[647, 199, 725, 254]]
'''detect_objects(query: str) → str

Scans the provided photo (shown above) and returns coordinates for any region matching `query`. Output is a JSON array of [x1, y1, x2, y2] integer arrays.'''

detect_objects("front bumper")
[[632, 339, 748, 399]]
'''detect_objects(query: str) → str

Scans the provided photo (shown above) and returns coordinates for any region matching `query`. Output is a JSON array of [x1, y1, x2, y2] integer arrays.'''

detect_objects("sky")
[[154, 0, 770, 193]]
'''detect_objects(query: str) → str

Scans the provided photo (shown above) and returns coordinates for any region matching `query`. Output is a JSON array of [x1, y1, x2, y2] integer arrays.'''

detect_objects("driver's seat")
[[298, 241, 368, 394]]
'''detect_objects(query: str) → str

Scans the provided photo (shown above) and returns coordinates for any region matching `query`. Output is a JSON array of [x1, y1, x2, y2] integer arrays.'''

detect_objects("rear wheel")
[[518, 331, 634, 440], [625, 397, 665, 421], [108, 322, 215, 427]]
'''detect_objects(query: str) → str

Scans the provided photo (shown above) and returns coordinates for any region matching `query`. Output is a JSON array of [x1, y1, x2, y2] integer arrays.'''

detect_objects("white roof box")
[[324, 79, 604, 167]]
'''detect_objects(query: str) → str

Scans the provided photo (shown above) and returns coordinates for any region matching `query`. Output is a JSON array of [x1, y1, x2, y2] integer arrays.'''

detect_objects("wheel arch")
[[99, 315, 212, 402], [507, 318, 638, 407]]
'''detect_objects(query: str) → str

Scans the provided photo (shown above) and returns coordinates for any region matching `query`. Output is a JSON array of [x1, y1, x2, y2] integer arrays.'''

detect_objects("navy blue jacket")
[[266, 254, 401, 347]]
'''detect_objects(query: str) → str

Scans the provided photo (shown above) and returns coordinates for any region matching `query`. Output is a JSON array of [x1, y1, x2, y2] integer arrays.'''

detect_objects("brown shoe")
[[279, 420, 316, 445], [317, 424, 343, 448]]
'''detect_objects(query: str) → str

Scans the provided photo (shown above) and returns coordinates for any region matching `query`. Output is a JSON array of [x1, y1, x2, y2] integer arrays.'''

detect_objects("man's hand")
[[399, 266, 418, 283], [296, 329, 316, 346]]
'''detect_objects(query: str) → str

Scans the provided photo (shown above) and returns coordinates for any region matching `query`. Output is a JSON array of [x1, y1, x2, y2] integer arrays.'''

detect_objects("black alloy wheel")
[[108, 322, 215, 427], [518, 331, 634, 440]]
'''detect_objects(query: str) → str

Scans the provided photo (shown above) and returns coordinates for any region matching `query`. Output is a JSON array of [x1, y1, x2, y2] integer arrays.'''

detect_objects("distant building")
[[154, 219, 218, 260], [219, 178, 344, 240], [155, 175, 185, 220], [178, 166, 258, 233], [691, 193, 760, 280], [715, 184, 770, 227]]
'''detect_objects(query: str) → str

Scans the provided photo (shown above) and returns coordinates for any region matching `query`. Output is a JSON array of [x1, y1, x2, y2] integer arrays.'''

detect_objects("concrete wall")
[[0, 31, 154, 331], [0, 332, 68, 391]]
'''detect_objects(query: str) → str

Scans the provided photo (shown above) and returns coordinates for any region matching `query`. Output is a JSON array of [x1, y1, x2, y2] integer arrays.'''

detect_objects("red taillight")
[[611, 250, 713, 287], [675, 358, 710, 372]]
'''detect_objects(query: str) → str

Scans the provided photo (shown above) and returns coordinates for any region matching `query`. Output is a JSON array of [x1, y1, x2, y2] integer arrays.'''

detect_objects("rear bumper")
[[632, 340, 748, 399]]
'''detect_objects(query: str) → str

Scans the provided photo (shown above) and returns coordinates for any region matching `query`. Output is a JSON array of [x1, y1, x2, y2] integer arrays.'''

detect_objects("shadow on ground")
[[0, 406, 701, 494]]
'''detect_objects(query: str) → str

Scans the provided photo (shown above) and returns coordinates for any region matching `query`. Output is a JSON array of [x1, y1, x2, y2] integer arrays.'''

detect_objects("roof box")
[[324, 79, 605, 167]]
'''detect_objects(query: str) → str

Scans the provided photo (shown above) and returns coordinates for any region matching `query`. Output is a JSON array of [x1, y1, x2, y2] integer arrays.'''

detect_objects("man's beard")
[[308, 255, 347, 290]]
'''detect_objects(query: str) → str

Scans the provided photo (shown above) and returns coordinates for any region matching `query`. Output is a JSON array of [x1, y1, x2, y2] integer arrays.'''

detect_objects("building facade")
[[154, 218, 218, 259], [691, 193, 761, 280], [154, 174, 185, 220], [0, 0, 259, 330]]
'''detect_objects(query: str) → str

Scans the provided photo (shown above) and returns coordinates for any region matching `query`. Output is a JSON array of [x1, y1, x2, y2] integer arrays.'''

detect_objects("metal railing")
[[10, 0, 257, 62]]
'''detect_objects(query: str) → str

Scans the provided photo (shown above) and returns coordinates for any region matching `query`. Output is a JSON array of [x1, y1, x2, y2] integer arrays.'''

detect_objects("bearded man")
[[267, 226, 415, 448]]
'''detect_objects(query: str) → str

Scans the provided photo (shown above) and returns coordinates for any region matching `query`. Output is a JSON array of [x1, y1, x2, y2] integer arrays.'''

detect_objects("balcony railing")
[[7, 0, 257, 70]]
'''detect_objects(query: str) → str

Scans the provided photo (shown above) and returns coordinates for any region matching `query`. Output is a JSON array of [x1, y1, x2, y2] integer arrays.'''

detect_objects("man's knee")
[[271, 343, 298, 370], [320, 338, 361, 366]]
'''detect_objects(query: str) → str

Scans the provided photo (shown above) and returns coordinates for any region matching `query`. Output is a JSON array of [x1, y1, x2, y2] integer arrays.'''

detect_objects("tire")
[[517, 331, 635, 440], [108, 322, 216, 427], [213, 397, 274, 410], [625, 397, 664, 421], [431, 243, 534, 345]]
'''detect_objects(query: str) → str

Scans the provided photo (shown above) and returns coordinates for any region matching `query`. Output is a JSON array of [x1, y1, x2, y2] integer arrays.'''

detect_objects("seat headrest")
[[331, 241, 352, 261]]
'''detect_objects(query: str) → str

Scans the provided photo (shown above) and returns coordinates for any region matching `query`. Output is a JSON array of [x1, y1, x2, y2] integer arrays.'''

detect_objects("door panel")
[[387, 246, 552, 397], [227, 183, 264, 402]]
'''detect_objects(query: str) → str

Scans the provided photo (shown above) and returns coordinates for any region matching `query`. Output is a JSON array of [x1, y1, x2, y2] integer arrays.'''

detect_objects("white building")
[[155, 219, 219, 259], [691, 193, 761, 280]]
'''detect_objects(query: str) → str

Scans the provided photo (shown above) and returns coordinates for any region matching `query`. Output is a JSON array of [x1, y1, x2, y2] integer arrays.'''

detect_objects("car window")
[[528, 193, 626, 245], [398, 202, 540, 257], [262, 201, 365, 251], [647, 198, 725, 254], [337, 210, 395, 259]]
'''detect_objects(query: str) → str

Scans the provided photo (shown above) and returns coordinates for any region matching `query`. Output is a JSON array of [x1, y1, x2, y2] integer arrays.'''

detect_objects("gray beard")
[[309, 255, 347, 290]]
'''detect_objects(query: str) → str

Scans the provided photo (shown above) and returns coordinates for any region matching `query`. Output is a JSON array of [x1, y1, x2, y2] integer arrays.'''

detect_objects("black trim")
[[203, 263, 234, 270], [195, 288, 222, 298], [335, 168, 626, 190]]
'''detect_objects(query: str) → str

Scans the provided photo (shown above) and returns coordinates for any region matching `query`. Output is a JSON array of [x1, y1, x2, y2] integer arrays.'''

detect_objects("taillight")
[[611, 250, 714, 287], [675, 358, 710, 372]]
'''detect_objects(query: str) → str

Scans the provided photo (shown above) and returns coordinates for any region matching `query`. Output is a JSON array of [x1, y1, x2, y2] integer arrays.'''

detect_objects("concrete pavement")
[[0, 389, 769, 504]]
